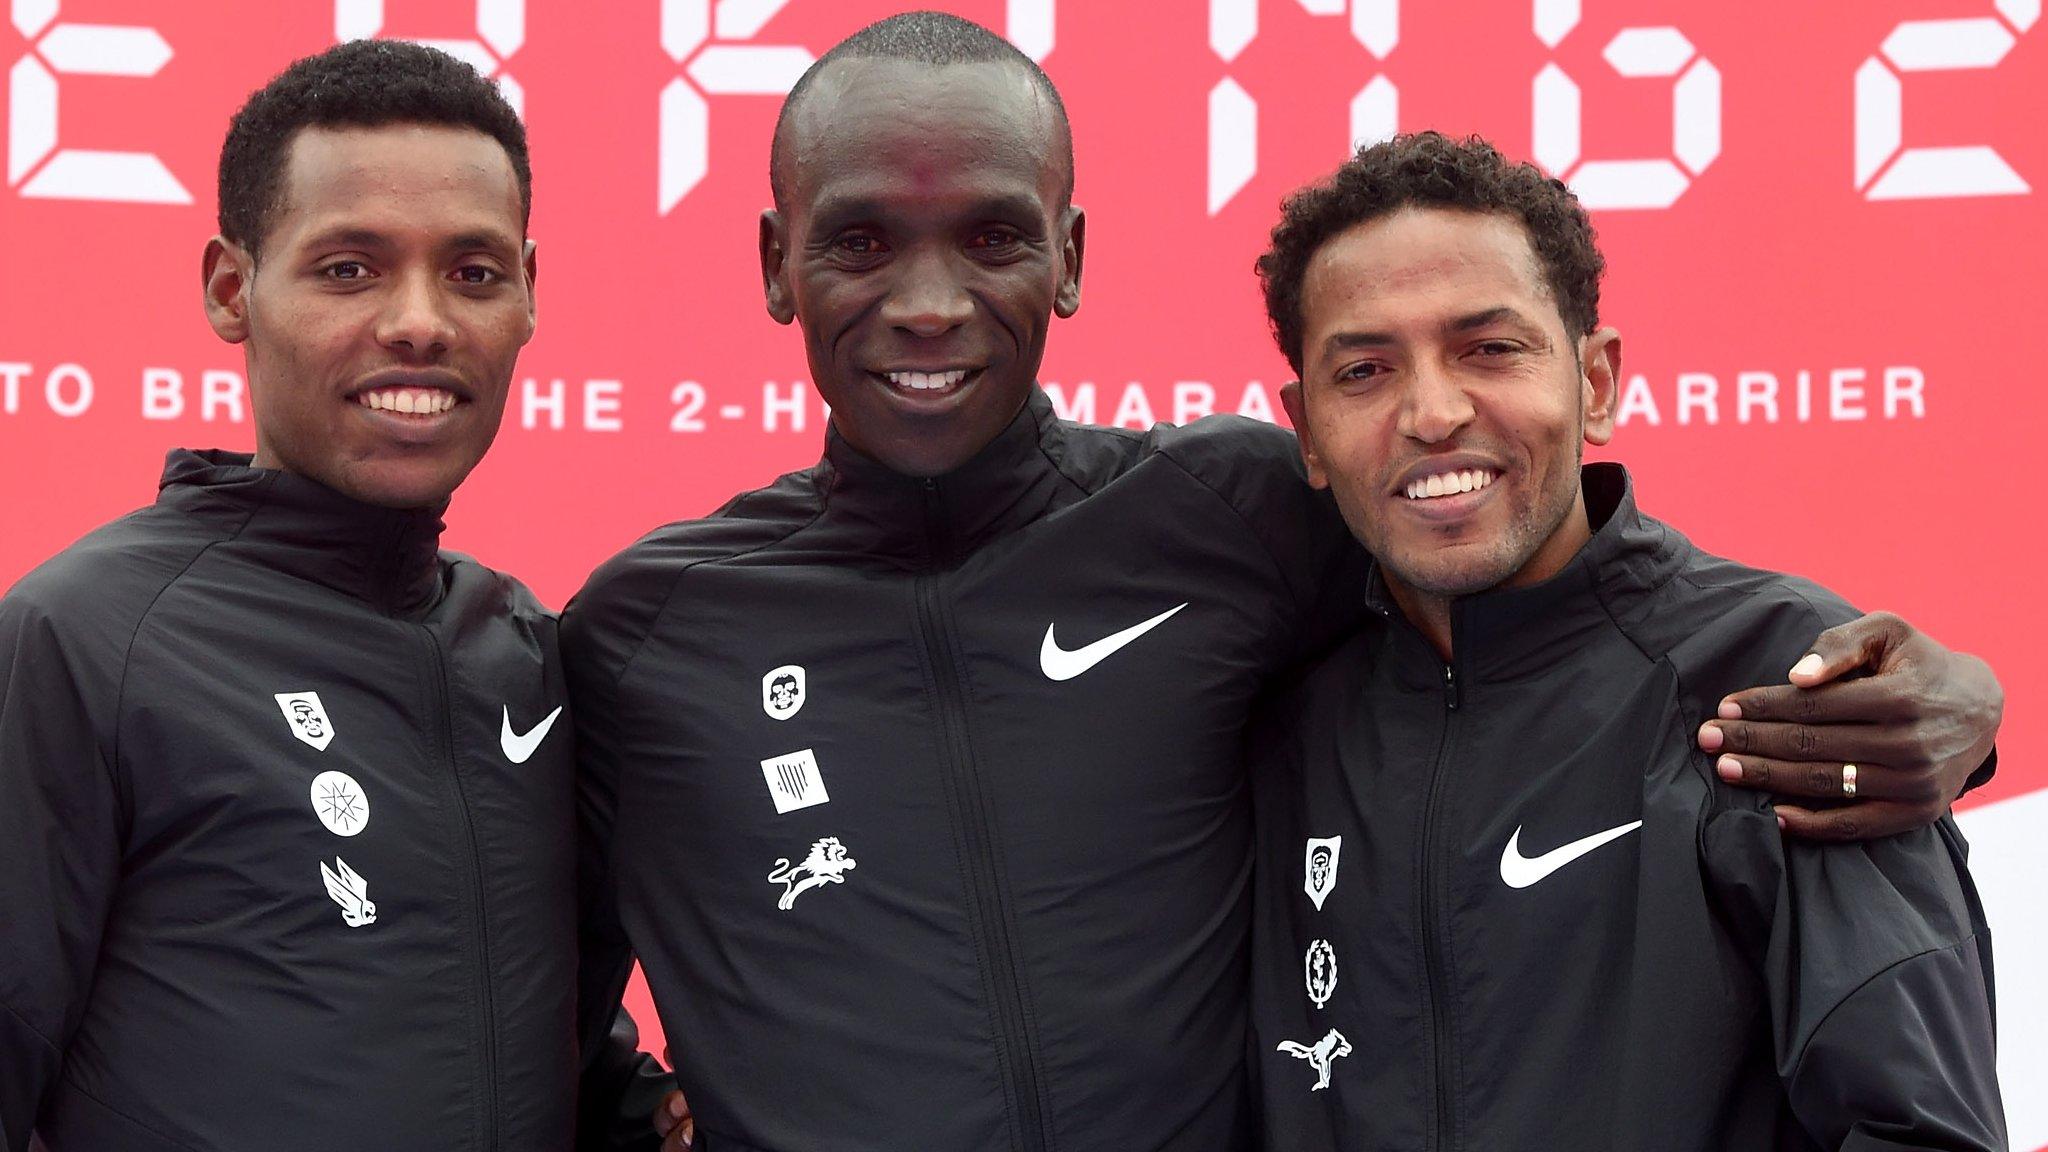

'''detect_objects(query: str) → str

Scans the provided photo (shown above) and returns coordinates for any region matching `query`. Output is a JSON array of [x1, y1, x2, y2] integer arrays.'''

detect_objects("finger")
[[1774, 800, 1926, 842], [1713, 678, 1918, 727], [1786, 611, 1909, 687], [1698, 718, 1894, 766], [653, 1090, 689, 1136], [1713, 756, 1923, 802]]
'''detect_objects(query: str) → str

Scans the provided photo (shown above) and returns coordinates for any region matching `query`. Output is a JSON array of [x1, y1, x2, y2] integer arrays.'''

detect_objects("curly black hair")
[[1257, 132, 1604, 376], [218, 39, 530, 257]]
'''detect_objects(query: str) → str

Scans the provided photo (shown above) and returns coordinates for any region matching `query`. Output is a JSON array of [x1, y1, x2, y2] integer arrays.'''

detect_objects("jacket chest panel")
[[115, 583, 573, 946]]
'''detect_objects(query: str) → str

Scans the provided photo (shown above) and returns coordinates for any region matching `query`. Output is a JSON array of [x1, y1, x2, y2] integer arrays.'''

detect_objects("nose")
[[1398, 360, 1475, 445], [375, 269, 457, 356], [877, 247, 974, 337]]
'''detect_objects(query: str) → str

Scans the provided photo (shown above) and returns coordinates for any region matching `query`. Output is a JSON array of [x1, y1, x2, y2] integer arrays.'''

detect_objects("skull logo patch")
[[762, 665, 807, 721]]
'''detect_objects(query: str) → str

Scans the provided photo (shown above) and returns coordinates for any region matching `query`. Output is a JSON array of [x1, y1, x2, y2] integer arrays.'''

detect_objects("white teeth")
[[1404, 469, 1497, 500], [885, 369, 969, 391], [357, 388, 457, 415]]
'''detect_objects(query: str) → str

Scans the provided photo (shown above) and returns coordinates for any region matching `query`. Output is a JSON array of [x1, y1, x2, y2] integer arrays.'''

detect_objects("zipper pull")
[[1443, 664, 1460, 711]]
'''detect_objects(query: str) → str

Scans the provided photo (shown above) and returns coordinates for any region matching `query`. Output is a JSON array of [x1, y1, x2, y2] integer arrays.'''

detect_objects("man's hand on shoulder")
[[1696, 611, 2002, 841]]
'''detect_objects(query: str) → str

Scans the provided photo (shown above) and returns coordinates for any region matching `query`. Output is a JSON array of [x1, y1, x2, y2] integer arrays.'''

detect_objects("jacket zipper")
[[916, 479, 1050, 1152], [1419, 658, 1460, 1151], [416, 628, 499, 1151]]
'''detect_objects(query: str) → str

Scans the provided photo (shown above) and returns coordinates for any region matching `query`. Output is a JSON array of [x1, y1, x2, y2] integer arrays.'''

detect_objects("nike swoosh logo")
[[1039, 603, 1189, 682], [1499, 819, 1643, 889], [501, 705, 563, 764]]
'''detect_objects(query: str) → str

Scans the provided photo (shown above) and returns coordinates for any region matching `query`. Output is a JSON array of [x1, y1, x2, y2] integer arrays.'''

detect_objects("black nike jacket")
[[564, 388, 1365, 1152], [1251, 464, 2004, 1151], [0, 451, 658, 1151]]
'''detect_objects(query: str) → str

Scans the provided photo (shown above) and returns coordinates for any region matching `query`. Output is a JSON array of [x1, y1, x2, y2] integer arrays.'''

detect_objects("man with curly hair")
[[1250, 131, 2004, 1149]]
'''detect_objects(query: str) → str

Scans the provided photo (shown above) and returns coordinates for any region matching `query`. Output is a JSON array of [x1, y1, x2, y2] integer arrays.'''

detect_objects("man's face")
[[1281, 207, 1618, 599], [761, 57, 1082, 478], [204, 123, 536, 509]]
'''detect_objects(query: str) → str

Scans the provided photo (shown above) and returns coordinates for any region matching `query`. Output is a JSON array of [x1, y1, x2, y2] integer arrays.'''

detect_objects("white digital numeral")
[[8, 0, 188, 202], [335, 0, 526, 115], [1208, 0, 1398, 215], [1529, 0, 1719, 210], [1856, 2, 2034, 200], [659, 1, 1056, 213]]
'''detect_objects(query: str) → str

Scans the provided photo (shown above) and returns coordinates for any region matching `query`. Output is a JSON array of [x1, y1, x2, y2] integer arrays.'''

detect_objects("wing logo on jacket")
[[1276, 1029, 1351, 1092], [320, 857, 377, 927], [275, 691, 335, 751], [768, 837, 856, 910]]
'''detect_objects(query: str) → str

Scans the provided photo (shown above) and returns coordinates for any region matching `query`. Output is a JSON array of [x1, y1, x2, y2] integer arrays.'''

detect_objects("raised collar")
[[156, 449, 448, 615], [1367, 463, 1686, 685], [816, 388, 1075, 567]]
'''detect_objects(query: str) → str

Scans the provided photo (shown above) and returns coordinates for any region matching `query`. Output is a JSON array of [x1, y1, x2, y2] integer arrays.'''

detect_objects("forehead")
[[784, 57, 1062, 216], [270, 123, 523, 243], [1302, 207, 1552, 327]]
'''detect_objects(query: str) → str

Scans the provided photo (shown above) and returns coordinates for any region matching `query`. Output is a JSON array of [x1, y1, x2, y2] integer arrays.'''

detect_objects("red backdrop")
[[1, 1, 2041, 1139]]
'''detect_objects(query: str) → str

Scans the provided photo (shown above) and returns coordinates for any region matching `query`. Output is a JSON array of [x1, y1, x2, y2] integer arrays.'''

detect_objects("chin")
[[333, 462, 466, 510]]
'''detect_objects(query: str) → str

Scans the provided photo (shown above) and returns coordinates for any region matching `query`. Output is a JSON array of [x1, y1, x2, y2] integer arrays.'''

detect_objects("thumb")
[[1787, 611, 1907, 687]]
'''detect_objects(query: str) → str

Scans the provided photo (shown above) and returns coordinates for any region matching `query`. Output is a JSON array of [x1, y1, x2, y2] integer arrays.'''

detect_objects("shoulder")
[[1614, 525, 1859, 696], [4, 504, 222, 656], [562, 466, 826, 673], [1, 505, 228, 731], [1143, 414, 1305, 490]]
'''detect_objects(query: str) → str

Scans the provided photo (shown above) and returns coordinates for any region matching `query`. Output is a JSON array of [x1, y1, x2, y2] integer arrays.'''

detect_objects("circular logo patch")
[[309, 770, 370, 837]]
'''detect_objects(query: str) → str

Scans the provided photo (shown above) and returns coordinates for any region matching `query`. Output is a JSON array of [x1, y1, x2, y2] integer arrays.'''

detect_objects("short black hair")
[[770, 11, 1074, 209], [1257, 131, 1605, 376], [218, 39, 531, 257]]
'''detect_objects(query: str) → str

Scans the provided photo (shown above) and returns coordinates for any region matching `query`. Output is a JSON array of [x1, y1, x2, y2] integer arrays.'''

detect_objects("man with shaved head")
[[565, 13, 2002, 1151]]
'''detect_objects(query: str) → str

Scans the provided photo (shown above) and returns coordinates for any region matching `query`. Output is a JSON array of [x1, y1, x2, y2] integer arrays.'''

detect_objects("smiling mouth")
[[872, 368, 981, 399], [1402, 468, 1497, 501], [354, 386, 462, 417]]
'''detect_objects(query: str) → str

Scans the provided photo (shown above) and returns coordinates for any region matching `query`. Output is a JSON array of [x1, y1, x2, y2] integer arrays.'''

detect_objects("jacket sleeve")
[[0, 598, 124, 1152], [1705, 808, 2006, 1151], [563, 575, 676, 1151]]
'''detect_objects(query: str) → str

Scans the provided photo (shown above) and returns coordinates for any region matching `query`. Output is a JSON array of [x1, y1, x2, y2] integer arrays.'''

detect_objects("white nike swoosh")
[[501, 705, 563, 764], [1498, 819, 1643, 889], [1039, 602, 1189, 682]]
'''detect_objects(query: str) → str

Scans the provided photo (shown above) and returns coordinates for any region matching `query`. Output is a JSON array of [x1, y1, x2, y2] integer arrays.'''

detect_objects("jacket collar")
[[817, 388, 1074, 567], [1368, 463, 1685, 684], [156, 449, 447, 615]]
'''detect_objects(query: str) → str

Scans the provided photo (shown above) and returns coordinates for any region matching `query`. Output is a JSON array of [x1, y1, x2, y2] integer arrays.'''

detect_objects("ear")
[[760, 209, 795, 325], [1053, 205, 1085, 319], [521, 238, 540, 340], [1279, 380, 1330, 490], [1580, 327, 1622, 447], [203, 236, 253, 345]]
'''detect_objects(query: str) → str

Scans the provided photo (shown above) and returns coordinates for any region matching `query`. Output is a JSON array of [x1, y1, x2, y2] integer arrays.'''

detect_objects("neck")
[[1382, 483, 1595, 663]]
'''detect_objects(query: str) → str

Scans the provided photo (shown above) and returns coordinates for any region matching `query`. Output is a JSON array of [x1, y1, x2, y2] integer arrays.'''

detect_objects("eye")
[[1337, 360, 1386, 382], [452, 264, 501, 285], [968, 227, 1023, 251], [1473, 340, 1523, 358], [833, 232, 886, 257], [322, 261, 371, 281]]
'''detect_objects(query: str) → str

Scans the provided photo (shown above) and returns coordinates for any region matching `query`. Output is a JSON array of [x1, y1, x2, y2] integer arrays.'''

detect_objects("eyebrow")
[[807, 192, 1047, 234], [299, 227, 520, 254], [1317, 305, 1535, 358]]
